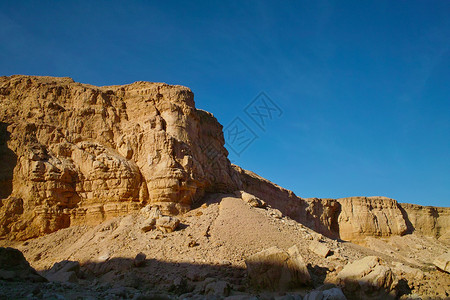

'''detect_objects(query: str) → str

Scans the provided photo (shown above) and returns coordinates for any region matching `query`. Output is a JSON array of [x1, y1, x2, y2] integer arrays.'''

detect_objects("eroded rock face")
[[336, 197, 408, 242], [399, 203, 450, 239], [0, 75, 239, 240], [235, 166, 449, 242]]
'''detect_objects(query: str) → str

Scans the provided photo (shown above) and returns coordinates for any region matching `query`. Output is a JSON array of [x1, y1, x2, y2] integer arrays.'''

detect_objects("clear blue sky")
[[1, 1, 449, 207]]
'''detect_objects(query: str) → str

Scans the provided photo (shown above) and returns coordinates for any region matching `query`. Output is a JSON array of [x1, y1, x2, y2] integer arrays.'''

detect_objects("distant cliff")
[[235, 160, 450, 243]]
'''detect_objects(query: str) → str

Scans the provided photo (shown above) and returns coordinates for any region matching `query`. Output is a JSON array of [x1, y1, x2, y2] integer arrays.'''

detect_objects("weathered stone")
[[134, 252, 146, 267], [337, 197, 408, 242], [236, 190, 266, 208], [337, 256, 394, 298], [141, 225, 155, 233], [309, 240, 331, 258], [245, 246, 311, 291], [45, 260, 80, 283], [156, 216, 180, 233], [433, 252, 450, 273]]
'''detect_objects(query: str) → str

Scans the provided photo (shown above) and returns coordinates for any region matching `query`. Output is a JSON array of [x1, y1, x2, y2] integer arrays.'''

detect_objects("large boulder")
[[0, 247, 47, 282], [235, 190, 266, 208], [433, 252, 450, 273], [245, 245, 311, 291], [337, 256, 395, 299], [309, 240, 331, 258], [45, 260, 80, 283]]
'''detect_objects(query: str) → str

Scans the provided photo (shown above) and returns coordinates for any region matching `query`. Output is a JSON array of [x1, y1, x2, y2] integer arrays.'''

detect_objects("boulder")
[[337, 256, 395, 299], [245, 245, 311, 291], [156, 216, 180, 233], [134, 252, 146, 267], [433, 252, 450, 273], [0, 247, 47, 282], [309, 240, 331, 258], [45, 260, 80, 283], [236, 191, 266, 208]]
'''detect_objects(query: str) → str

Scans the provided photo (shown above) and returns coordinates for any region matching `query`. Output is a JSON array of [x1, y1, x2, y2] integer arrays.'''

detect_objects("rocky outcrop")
[[399, 203, 450, 239], [0, 75, 239, 240], [0, 247, 47, 282], [336, 196, 408, 241]]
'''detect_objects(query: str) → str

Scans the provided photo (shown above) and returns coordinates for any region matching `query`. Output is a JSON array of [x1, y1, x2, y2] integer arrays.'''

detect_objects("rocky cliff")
[[0, 75, 448, 242], [234, 153, 449, 242], [0, 75, 239, 240]]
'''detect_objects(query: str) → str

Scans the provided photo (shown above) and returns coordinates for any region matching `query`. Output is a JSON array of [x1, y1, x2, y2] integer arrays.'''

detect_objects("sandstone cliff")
[[235, 165, 449, 242], [399, 203, 450, 242], [0, 75, 239, 240], [0, 75, 448, 242]]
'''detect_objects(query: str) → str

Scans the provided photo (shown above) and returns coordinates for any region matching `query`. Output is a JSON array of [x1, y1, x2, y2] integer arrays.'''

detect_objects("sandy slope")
[[1, 194, 449, 299]]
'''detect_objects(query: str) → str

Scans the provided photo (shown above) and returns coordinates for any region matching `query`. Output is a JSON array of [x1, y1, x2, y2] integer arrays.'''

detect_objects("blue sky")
[[1, 1, 449, 206]]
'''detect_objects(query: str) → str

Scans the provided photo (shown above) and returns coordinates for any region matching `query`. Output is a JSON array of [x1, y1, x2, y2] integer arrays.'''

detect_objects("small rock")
[[270, 209, 283, 219], [156, 216, 180, 233], [134, 252, 146, 267], [140, 205, 162, 220], [312, 233, 324, 241], [188, 240, 199, 247], [236, 191, 267, 208], [141, 225, 155, 232], [309, 241, 331, 258]]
